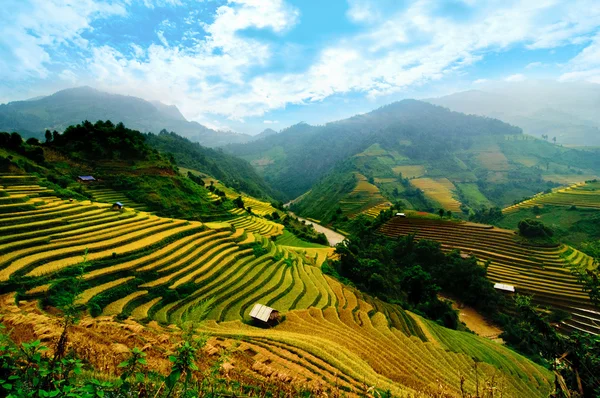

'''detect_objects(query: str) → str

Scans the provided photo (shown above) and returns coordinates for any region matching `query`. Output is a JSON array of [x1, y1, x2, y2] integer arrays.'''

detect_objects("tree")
[[233, 196, 244, 209], [553, 136, 557, 144], [518, 218, 553, 238], [45, 129, 53, 143], [446, 210, 452, 219], [9, 132, 22, 148], [438, 208, 445, 219]]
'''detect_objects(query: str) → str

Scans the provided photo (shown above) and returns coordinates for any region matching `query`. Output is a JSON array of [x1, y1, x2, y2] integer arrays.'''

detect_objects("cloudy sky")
[[1, 0, 600, 134]]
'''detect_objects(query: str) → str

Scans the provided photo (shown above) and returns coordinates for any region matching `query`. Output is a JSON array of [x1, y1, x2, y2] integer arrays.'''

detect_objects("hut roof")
[[494, 283, 515, 292], [114, 202, 124, 207], [78, 176, 95, 181], [249, 303, 276, 322]]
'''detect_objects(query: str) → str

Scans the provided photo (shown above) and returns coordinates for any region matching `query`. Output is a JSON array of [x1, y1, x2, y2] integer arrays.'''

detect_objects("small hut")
[[493, 283, 515, 293], [112, 202, 124, 211], [77, 175, 96, 183], [395, 212, 406, 217], [249, 303, 280, 325]]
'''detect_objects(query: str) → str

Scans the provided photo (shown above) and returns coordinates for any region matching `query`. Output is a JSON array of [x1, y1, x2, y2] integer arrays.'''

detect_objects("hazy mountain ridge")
[[0, 86, 253, 147], [427, 81, 600, 146]]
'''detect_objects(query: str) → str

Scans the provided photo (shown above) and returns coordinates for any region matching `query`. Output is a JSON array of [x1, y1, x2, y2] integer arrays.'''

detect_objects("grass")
[[456, 182, 493, 208], [275, 230, 327, 248], [392, 165, 426, 179]]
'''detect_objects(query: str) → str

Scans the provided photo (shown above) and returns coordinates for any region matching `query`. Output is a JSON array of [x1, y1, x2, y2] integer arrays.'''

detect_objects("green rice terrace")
[[379, 215, 600, 335], [0, 173, 555, 397], [504, 180, 600, 213]]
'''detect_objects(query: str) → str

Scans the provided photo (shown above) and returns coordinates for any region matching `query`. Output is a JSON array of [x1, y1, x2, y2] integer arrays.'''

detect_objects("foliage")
[[518, 218, 554, 239], [49, 120, 152, 160], [498, 295, 600, 397], [281, 216, 328, 245], [468, 206, 504, 224], [331, 215, 502, 328], [146, 130, 279, 200]]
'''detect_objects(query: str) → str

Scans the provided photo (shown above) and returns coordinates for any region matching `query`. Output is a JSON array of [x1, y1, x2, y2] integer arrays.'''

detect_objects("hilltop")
[[0, 87, 253, 147]]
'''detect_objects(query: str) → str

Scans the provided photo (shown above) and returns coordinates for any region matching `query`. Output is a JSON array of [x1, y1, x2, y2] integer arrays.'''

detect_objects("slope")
[[145, 131, 279, 200]]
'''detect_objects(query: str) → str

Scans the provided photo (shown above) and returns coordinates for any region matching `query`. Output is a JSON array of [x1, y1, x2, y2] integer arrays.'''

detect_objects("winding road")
[[286, 210, 346, 247]]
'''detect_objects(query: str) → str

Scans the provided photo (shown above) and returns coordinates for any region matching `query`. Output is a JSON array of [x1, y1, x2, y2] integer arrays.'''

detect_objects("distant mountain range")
[[0, 86, 253, 147], [426, 81, 600, 147]]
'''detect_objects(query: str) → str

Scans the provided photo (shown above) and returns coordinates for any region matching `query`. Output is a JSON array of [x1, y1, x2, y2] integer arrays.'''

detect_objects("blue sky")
[[1, 0, 600, 135]]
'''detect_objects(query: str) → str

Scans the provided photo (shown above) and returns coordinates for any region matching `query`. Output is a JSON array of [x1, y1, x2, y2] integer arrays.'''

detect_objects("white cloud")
[[0, 0, 127, 79], [263, 120, 279, 124], [156, 31, 169, 47], [347, 0, 379, 23], [473, 78, 488, 84], [84, 0, 300, 119], [559, 32, 600, 83], [525, 62, 543, 69], [3, 0, 600, 123], [504, 73, 526, 82]]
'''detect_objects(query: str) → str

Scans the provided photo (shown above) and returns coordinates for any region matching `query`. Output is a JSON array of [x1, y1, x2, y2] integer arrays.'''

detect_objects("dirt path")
[[287, 211, 346, 247], [441, 295, 504, 343]]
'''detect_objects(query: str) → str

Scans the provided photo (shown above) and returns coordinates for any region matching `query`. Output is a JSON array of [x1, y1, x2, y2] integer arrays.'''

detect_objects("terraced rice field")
[[476, 149, 510, 172], [392, 165, 426, 179], [0, 174, 557, 395], [410, 178, 462, 212], [339, 173, 387, 217], [380, 216, 600, 334], [504, 181, 600, 213], [228, 215, 283, 237], [201, 284, 552, 398], [361, 201, 392, 218], [84, 186, 149, 211]]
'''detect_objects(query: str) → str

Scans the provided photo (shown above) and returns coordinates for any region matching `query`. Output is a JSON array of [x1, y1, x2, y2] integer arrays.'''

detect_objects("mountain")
[[145, 130, 280, 201], [0, 86, 253, 147], [226, 99, 522, 199], [427, 81, 600, 146], [254, 128, 278, 140], [227, 99, 600, 221]]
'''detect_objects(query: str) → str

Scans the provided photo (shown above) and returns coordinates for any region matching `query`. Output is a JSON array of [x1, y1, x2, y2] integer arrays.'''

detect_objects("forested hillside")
[[0, 121, 239, 221], [145, 131, 280, 200]]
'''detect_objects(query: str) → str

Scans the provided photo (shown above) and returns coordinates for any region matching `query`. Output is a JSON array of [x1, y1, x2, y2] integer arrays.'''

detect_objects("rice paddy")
[[339, 173, 388, 217], [504, 180, 600, 213], [380, 216, 599, 334], [410, 178, 462, 212], [392, 165, 426, 179]]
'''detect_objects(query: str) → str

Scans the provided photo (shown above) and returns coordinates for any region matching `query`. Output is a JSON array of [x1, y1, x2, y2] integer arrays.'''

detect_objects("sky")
[[1, 0, 600, 135]]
